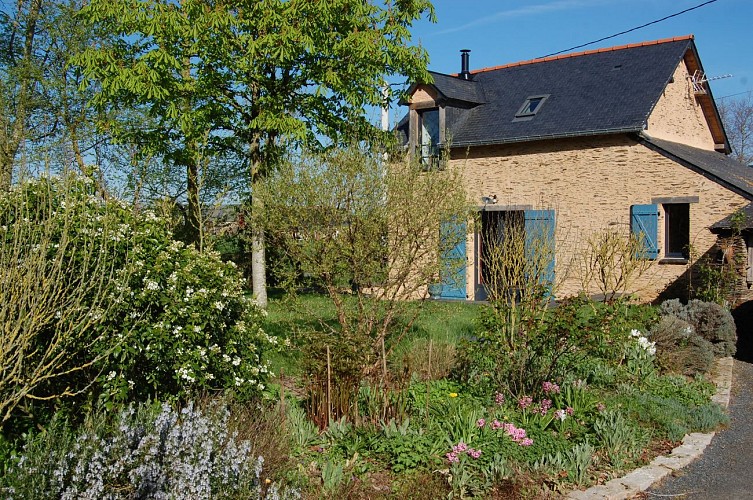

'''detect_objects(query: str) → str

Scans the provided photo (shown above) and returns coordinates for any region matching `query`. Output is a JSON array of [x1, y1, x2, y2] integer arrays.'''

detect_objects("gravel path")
[[644, 358, 753, 499]]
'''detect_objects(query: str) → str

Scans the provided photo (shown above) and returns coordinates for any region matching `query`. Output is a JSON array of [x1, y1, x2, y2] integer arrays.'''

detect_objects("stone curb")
[[565, 356, 734, 500]]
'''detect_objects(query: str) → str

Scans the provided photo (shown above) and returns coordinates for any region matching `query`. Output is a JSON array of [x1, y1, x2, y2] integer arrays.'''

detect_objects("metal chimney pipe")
[[460, 49, 471, 80]]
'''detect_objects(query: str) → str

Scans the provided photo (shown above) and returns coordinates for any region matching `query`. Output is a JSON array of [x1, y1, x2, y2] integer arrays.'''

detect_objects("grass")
[[263, 291, 479, 378]]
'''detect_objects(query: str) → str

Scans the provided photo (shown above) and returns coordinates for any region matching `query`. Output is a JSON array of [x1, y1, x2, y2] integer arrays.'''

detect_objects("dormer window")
[[418, 108, 440, 168], [514, 94, 549, 121]]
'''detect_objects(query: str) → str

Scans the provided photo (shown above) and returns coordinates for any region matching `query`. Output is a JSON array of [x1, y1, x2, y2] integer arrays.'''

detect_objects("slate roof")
[[638, 134, 753, 200], [423, 72, 486, 105], [711, 203, 753, 232], [433, 37, 696, 147], [401, 36, 735, 149]]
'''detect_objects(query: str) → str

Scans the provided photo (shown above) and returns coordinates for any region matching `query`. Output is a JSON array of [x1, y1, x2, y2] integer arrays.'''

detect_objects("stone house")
[[399, 35, 753, 302]]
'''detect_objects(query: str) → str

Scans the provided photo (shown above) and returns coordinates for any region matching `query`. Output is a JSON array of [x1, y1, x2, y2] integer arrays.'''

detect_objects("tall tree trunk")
[[251, 196, 267, 308], [249, 126, 267, 308], [181, 31, 201, 248], [186, 156, 201, 249]]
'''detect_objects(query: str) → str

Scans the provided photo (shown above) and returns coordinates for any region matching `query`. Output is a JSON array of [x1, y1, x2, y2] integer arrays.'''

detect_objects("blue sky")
[[384, 0, 752, 122]]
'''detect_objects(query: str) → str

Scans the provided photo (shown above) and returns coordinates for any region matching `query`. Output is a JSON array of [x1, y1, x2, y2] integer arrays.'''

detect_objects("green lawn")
[[263, 292, 479, 378]]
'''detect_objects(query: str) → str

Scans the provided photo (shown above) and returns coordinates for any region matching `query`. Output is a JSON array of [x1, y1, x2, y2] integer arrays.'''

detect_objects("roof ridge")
[[455, 35, 694, 76]]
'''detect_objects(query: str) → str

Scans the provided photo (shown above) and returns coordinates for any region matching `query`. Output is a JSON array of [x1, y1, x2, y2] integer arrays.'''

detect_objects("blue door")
[[524, 210, 556, 295], [438, 221, 466, 299]]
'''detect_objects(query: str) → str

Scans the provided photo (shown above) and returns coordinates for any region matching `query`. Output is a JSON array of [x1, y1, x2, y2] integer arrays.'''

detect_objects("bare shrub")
[[391, 338, 456, 382], [577, 226, 652, 302], [0, 175, 124, 424], [480, 208, 556, 349]]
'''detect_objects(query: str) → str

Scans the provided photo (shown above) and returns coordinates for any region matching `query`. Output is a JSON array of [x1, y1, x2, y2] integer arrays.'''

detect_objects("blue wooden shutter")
[[524, 210, 556, 288], [630, 204, 659, 259], [430, 220, 467, 299]]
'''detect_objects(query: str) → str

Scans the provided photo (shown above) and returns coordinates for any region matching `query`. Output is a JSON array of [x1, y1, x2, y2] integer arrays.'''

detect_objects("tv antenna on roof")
[[689, 70, 732, 95]]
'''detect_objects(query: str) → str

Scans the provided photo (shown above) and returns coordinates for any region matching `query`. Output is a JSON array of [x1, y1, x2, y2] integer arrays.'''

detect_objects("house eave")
[[449, 127, 642, 149]]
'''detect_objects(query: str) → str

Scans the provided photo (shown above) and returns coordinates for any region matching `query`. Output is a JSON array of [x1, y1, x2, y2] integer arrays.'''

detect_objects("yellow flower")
[[449, 392, 458, 398]]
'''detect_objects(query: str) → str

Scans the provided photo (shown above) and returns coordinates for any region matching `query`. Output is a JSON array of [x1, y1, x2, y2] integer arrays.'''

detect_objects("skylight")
[[514, 94, 549, 121]]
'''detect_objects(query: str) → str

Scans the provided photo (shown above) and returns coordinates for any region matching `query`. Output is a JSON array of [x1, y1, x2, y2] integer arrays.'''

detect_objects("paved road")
[[645, 309, 753, 500]]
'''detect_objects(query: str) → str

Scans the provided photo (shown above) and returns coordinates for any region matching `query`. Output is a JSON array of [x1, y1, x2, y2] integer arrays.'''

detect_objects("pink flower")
[[566, 406, 574, 416], [468, 448, 482, 459], [554, 409, 567, 421], [477, 418, 486, 428], [518, 396, 533, 409], [495, 392, 505, 405], [491, 419, 503, 430], [510, 428, 527, 441], [542, 381, 560, 394], [597, 402, 606, 412], [519, 438, 534, 447], [446, 451, 459, 463], [453, 441, 468, 453]]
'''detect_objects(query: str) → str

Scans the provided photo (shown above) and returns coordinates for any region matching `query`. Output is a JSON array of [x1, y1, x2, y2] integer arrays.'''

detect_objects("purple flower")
[[495, 392, 505, 405], [468, 448, 482, 459], [518, 396, 533, 409], [491, 419, 503, 430], [519, 438, 534, 447], [446, 451, 459, 463], [477, 418, 486, 428]]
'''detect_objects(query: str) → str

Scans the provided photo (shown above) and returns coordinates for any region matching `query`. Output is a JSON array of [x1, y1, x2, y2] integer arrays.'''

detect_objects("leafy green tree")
[[0, 0, 115, 189], [75, 0, 435, 306], [0, 0, 47, 188]]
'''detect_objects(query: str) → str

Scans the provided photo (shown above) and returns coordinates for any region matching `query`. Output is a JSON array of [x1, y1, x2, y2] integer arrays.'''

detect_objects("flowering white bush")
[[1, 175, 275, 410], [97, 225, 274, 403]]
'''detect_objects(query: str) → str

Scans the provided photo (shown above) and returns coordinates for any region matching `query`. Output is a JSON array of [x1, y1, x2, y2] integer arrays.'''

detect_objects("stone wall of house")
[[645, 62, 717, 151], [451, 134, 749, 302]]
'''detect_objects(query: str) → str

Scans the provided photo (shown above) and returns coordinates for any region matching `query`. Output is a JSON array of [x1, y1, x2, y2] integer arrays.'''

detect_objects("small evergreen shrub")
[[648, 315, 714, 375], [684, 300, 737, 357], [658, 299, 736, 358]]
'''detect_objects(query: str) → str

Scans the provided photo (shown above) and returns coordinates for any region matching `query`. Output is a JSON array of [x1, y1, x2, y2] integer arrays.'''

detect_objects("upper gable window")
[[514, 95, 549, 121], [418, 108, 441, 168]]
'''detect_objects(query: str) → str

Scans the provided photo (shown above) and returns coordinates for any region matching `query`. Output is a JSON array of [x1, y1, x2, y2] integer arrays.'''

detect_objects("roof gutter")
[[449, 127, 643, 148]]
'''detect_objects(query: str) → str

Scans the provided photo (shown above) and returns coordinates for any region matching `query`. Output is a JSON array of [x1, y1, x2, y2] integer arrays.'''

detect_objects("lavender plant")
[[1, 401, 299, 499]]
